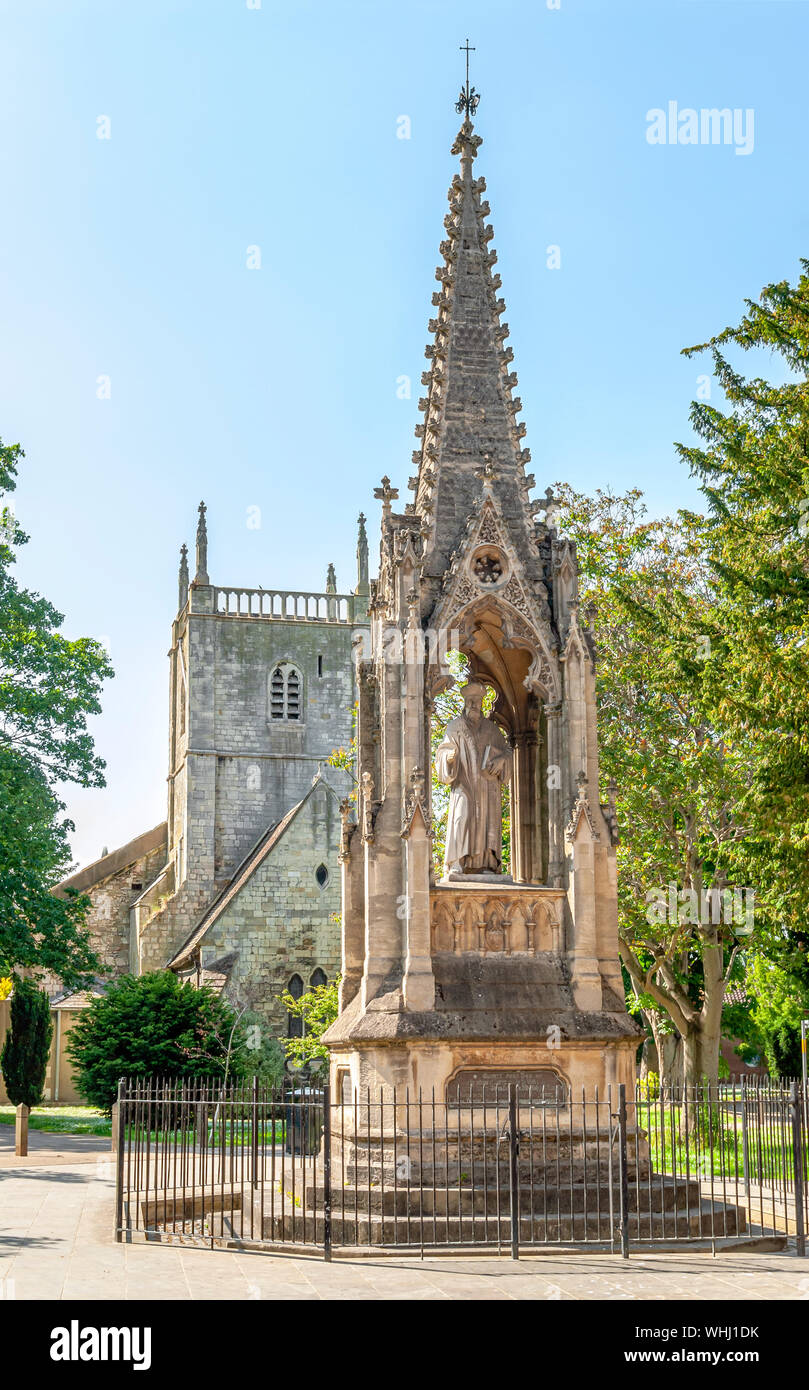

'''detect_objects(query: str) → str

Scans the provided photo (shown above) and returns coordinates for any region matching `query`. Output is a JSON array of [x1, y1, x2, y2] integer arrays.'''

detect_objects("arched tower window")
[[315, 863, 329, 889], [310, 968, 327, 988], [269, 662, 303, 722]]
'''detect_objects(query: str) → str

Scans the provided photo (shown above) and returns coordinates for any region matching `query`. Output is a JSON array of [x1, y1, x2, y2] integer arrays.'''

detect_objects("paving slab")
[[1, 1158, 809, 1299]]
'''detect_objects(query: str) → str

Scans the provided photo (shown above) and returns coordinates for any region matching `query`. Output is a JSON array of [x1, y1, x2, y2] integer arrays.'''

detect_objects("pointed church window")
[[315, 863, 329, 888], [310, 968, 327, 988]]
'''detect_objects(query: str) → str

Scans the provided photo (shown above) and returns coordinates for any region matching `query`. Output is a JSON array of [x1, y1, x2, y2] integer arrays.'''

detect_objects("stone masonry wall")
[[41, 842, 167, 997], [142, 606, 357, 972], [196, 781, 343, 1034]]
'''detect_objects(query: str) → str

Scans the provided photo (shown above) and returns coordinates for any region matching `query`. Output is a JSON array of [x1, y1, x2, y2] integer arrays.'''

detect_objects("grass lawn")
[[638, 1094, 808, 1185], [0, 1104, 111, 1137]]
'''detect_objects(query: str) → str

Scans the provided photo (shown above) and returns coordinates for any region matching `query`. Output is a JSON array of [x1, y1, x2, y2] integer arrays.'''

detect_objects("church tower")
[[325, 72, 639, 1099]]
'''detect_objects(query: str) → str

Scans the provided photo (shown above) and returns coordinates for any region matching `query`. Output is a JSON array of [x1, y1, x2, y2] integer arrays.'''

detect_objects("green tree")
[[280, 976, 340, 1074], [557, 485, 754, 1089], [735, 954, 806, 1077], [0, 438, 112, 986], [66, 972, 250, 1111], [1, 979, 53, 1107], [676, 263, 809, 1020]]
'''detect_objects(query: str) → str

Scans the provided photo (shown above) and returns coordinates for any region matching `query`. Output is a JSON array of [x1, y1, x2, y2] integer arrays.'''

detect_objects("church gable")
[[168, 778, 342, 1024]]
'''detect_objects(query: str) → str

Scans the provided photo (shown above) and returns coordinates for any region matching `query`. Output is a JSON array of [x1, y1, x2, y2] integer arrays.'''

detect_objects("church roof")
[[410, 116, 543, 592], [166, 775, 340, 970], [55, 822, 168, 897]]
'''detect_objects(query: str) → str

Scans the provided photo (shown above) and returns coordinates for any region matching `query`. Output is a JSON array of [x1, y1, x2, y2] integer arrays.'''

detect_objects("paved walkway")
[[0, 1123, 110, 1169], [1, 1157, 808, 1300]]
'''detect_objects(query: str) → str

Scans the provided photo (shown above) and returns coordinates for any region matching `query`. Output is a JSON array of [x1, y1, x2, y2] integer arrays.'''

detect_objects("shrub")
[[280, 976, 339, 1075], [66, 971, 249, 1112], [1, 979, 53, 1107]]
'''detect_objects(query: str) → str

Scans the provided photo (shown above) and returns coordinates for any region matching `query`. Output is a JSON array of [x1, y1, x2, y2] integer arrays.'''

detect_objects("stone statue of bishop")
[[434, 681, 512, 878]]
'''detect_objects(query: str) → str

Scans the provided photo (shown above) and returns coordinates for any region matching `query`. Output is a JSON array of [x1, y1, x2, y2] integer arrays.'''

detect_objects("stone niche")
[[430, 884, 565, 956]]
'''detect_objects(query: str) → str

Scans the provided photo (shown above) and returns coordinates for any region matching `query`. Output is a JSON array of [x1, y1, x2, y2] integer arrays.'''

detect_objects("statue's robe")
[[435, 714, 512, 875]]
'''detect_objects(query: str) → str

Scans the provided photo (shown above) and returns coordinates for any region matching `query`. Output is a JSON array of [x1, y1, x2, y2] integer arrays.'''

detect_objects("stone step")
[[262, 1206, 744, 1245], [302, 1175, 703, 1217], [333, 1159, 651, 1187]]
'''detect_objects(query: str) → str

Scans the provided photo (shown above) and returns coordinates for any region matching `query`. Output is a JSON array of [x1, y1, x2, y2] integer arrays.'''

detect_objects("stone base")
[[440, 872, 515, 885], [328, 1036, 639, 1108]]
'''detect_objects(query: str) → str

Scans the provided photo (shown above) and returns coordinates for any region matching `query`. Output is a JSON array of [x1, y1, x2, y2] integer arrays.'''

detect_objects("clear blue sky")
[[1, 0, 807, 869]]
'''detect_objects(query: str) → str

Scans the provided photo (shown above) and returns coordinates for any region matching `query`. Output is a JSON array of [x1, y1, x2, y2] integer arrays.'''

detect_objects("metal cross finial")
[[455, 39, 481, 118]]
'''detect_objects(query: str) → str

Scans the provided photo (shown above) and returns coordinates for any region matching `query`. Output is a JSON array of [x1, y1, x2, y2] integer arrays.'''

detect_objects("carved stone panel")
[[446, 1068, 567, 1106], [430, 886, 564, 957]]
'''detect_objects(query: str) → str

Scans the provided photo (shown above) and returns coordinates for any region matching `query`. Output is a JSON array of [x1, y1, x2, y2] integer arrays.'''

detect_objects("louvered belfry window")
[[269, 663, 302, 721]]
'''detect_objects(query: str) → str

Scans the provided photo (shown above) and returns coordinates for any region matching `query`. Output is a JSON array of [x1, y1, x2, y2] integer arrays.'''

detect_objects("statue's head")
[[462, 681, 486, 725]]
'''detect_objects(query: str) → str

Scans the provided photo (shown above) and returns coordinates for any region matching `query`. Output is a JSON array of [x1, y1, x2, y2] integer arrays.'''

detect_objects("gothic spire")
[[195, 501, 209, 585], [410, 98, 538, 591]]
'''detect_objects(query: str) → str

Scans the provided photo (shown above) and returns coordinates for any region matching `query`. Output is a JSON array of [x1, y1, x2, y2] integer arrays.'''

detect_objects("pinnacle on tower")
[[325, 563, 337, 594], [195, 501, 209, 585], [356, 512, 369, 596], [178, 543, 189, 611]]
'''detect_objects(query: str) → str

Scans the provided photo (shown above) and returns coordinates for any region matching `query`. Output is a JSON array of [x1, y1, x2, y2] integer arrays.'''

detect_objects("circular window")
[[315, 863, 329, 888], [469, 544, 509, 589]]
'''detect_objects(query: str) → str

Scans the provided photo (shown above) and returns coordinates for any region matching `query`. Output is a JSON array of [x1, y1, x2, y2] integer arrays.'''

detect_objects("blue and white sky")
[[1, 0, 807, 869]]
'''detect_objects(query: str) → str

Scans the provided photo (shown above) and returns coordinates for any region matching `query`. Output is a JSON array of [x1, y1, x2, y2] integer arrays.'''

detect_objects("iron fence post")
[[508, 1083, 519, 1260], [741, 1079, 750, 1201], [791, 1081, 806, 1257], [251, 1075, 259, 1190], [114, 1077, 125, 1243], [618, 1083, 630, 1260], [323, 1083, 332, 1262]]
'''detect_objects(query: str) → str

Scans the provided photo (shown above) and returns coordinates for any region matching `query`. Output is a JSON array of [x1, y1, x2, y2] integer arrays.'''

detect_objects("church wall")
[[139, 609, 357, 973], [40, 840, 168, 1000], [196, 781, 343, 1033], [203, 615, 355, 878]]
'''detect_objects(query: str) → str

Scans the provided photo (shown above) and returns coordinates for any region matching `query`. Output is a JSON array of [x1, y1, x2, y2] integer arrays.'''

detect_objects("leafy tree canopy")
[[0, 438, 112, 986]]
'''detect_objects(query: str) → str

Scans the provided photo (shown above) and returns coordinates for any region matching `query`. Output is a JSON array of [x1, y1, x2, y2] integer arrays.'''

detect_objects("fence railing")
[[114, 1076, 808, 1260]]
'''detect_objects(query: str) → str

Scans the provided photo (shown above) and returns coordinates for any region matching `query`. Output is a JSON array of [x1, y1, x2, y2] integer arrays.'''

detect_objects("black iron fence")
[[113, 1076, 808, 1259]]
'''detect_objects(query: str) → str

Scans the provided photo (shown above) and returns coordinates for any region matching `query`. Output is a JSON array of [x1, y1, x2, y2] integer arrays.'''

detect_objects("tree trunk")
[[659, 1033, 684, 1092], [682, 1025, 720, 1091], [642, 1012, 684, 1092]]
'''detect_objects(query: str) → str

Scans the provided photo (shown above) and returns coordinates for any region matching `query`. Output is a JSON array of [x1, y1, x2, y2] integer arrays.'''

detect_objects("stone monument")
[[324, 77, 640, 1105]]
